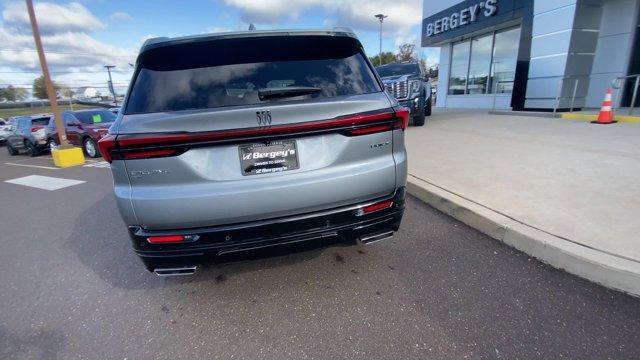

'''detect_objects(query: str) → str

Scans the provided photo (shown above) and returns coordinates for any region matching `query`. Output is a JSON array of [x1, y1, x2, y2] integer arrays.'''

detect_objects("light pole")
[[104, 65, 117, 106], [374, 14, 388, 66]]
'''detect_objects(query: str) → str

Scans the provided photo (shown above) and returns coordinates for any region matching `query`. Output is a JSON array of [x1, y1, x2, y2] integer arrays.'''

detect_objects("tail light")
[[99, 108, 408, 163], [97, 134, 117, 163], [348, 124, 395, 135], [30, 125, 44, 132], [394, 107, 410, 130], [99, 133, 184, 163], [345, 107, 410, 135], [121, 149, 178, 160]]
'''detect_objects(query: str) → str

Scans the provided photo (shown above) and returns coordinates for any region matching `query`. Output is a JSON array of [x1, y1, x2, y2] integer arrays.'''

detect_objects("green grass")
[[0, 104, 99, 119]]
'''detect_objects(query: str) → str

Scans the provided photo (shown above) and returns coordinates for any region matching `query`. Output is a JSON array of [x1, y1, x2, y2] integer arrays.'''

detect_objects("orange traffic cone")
[[592, 88, 617, 124]]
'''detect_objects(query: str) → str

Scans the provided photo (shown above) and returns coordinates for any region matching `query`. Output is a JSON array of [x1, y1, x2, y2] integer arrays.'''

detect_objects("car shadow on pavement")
[[64, 193, 350, 290]]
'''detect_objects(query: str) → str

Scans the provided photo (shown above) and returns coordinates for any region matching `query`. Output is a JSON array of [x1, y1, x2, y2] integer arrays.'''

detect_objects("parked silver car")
[[99, 29, 409, 275], [5, 114, 52, 156]]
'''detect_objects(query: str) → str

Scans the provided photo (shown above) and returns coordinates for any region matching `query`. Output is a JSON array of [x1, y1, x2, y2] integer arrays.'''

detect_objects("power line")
[[0, 84, 129, 87], [0, 70, 133, 74], [0, 48, 134, 58]]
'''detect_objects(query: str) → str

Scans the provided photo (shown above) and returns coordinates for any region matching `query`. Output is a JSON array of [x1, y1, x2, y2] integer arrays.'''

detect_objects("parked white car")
[[0, 118, 14, 144]]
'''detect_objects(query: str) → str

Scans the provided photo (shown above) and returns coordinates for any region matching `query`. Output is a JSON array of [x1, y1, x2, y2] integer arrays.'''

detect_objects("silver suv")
[[100, 29, 409, 275]]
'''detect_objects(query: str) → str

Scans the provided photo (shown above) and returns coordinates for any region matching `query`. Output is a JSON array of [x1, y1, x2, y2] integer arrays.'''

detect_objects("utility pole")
[[374, 14, 388, 66], [105, 65, 117, 106], [25, 0, 70, 147]]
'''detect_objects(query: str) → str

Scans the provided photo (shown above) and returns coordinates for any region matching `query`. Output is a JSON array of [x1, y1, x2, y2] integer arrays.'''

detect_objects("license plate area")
[[239, 140, 299, 176]]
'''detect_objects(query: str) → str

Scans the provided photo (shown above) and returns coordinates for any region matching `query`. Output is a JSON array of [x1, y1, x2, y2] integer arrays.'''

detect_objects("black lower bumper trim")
[[129, 187, 406, 271]]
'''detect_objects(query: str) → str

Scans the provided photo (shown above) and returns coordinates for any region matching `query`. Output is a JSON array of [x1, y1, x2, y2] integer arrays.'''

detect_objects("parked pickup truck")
[[376, 61, 432, 126]]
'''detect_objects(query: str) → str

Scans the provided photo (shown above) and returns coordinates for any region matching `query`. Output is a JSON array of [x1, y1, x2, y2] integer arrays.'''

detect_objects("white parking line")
[[4, 162, 59, 170], [83, 161, 110, 168], [5, 175, 85, 190]]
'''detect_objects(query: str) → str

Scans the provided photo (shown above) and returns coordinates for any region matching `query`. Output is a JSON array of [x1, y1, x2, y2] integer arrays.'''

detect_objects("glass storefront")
[[448, 27, 521, 95], [467, 34, 493, 94], [490, 28, 521, 94], [449, 41, 470, 95]]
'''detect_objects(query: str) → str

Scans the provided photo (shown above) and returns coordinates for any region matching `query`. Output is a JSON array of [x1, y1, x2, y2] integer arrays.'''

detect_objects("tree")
[[369, 52, 396, 66], [32, 75, 59, 99], [0, 85, 28, 102], [396, 44, 416, 62]]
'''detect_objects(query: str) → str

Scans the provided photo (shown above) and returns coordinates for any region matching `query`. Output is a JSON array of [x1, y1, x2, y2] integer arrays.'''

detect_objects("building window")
[[467, 34, 493, 94], [489, 27, 521, 94], [449, 41, 470, 95], [448, 26, 521, 95]]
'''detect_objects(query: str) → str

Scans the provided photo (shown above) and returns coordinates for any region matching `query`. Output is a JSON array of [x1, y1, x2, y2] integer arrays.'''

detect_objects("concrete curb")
[[488, 110, 560, 118], [407, 174, 640, 297]]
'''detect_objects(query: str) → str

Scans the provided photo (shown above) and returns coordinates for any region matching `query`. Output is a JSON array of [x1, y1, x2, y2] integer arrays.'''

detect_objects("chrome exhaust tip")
[[357, 230, 394, 245], [153, 266, 197, 277]]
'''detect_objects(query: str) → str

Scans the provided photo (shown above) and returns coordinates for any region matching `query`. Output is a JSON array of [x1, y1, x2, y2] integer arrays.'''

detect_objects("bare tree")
[[396, 44, 416, 62]]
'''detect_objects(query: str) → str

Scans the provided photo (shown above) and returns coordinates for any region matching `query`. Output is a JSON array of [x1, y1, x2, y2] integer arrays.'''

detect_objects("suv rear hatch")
[[104, 32, 406, 230]]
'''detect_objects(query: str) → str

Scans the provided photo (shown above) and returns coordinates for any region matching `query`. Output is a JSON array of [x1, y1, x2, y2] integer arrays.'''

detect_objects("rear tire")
[[25, 140, 40, 157], [7, 143, 18, 156], [83, 138, 100, 158]]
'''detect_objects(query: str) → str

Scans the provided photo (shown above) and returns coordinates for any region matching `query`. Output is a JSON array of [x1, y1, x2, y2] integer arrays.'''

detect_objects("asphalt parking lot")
[[1, 150, 639, 359]]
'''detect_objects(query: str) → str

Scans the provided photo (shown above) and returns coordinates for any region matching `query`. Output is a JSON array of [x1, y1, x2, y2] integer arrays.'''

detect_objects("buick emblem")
[[256, 110, 272, 127]]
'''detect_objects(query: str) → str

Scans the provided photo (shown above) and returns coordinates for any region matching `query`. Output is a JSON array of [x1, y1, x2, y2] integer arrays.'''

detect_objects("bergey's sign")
[[425, 0, 498, 37]]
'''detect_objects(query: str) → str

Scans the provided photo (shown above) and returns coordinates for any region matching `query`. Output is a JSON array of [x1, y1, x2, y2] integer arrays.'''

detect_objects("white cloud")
[[224, 0, 422, 34], [223, 0, 431, 63], [224, 0, 323, 23], [394, 33, 418, 48], [110, 11, 133, 22], [0, 2, 137, 95], [2, 1, 105, 34]]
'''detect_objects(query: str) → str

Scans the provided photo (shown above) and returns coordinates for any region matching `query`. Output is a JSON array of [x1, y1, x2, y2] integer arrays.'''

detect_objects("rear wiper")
[[258, 86, 322, 100]]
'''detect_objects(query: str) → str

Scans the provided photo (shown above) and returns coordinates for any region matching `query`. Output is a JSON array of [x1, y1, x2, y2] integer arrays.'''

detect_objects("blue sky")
[[0, 0, 439, 94]]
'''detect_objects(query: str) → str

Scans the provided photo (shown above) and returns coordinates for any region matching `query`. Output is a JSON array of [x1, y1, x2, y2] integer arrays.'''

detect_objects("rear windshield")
[[125, 35, 381, 114], [376, 63, 421, 77]]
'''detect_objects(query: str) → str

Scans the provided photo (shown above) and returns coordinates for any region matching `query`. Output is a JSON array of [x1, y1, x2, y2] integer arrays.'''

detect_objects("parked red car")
[[46, 109, 116, 158]]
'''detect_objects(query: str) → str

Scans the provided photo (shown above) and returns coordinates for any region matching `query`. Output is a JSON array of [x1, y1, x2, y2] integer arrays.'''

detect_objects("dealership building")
[[422, 0, 640, 110]]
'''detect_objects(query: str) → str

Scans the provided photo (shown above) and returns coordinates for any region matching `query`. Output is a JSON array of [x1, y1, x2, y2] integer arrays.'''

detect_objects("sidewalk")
[[405, 109, 640, 296]]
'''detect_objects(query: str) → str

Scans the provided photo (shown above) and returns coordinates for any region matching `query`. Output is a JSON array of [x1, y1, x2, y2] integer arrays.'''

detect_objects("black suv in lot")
[[376, 62, 432, 126]]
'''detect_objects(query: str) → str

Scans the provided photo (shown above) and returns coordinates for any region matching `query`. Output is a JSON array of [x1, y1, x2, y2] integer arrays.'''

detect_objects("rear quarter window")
[[125, 35, 381, 114], [31, 117, 51, 126]]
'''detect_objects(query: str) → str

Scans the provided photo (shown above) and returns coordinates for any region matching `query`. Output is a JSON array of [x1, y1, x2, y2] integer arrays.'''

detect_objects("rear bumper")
[[128, 187, 406, 271]]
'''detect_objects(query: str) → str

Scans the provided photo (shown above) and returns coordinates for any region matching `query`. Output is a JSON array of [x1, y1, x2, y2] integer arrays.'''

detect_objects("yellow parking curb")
[[561, 113, 640, 123], [51, 147, 85, 168]]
